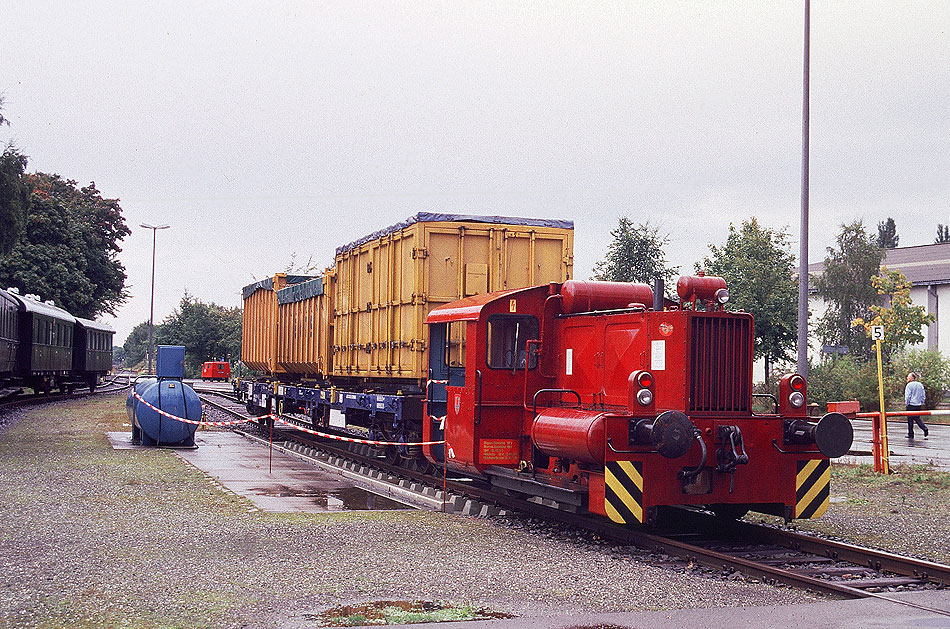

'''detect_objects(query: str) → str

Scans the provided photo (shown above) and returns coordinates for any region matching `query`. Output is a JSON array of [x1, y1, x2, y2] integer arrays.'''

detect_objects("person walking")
[[904, 371, 929, 439]]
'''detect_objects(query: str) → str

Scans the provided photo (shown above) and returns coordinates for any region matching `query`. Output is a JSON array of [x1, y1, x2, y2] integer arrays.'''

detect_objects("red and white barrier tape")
[[132, 392, 445, 446], [855, 409, 950, 418], [132, 392, 250, 426], [271, 416, 444, 446]]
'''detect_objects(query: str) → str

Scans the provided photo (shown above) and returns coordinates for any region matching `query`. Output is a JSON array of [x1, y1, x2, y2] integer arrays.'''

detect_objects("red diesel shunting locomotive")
[[422, 275, 852, 525]]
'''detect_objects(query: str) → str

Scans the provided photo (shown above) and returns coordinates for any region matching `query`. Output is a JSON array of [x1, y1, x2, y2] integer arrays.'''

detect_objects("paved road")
[[340, 590, 950, 629], [841, 420, 950, 469]]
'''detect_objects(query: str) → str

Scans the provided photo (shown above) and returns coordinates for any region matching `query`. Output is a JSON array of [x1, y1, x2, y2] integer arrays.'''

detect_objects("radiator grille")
[[689, 314, 751, 413]]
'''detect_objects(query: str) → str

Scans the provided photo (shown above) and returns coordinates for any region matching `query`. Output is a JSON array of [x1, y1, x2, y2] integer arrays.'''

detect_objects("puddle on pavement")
[[248, 485, 411, 511], [306, 600, 513, 626]]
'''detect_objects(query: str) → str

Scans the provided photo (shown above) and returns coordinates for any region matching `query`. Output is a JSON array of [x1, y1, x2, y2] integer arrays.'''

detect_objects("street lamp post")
[[141, 223, 170, 375]]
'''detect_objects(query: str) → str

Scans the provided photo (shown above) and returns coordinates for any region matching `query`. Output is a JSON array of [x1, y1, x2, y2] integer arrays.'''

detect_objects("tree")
[[698, 218, 798, 377], [813, 221, 884, 362], [852, 267, 935, 360], [123, 321, 157, 367], [0, 147, 30, 255], [112, 345, 127, 366], [0, 95, 31, 256], [592, 217, 678, 287], [158, 294, 242, 376], [936, 224, 950, 244], [0, 173, 130, 317], [875, 217, 899, 249]]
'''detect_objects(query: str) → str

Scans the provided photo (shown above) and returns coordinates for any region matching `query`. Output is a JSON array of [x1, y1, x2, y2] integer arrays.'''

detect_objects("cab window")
[[447, 321, 466, 367], [487, 315, 539, 370]]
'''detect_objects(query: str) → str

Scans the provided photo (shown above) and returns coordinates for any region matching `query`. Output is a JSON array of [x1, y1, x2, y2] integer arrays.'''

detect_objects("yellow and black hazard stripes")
[[605, 461, 643, 524], [795, 459, 830, 519]]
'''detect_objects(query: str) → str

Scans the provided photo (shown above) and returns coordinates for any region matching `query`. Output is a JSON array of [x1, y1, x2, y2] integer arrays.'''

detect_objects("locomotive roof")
[[74, 316, 115, 333], [336, 213, 575, 256], [8, 292, 77, 323], [426, 286, 536, 323]]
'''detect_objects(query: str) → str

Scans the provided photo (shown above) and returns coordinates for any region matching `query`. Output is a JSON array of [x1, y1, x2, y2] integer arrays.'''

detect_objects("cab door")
[[424, 321, 466, 464]]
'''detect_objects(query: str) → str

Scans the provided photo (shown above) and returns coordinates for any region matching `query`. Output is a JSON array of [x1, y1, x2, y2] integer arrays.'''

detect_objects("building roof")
[[808, 242, 950, 287]]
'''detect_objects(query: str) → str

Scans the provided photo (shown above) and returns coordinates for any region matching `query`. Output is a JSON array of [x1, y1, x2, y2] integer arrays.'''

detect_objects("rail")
[[196, 388, 950, 615]]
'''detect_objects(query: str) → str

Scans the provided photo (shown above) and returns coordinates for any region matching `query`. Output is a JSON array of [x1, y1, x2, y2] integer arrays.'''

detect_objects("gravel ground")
[[0, 396, 829, 627]]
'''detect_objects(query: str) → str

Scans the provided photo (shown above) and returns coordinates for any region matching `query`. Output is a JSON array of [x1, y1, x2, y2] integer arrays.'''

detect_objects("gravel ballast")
[[1, 396, 823, 626], [757, 462, 950, 566]]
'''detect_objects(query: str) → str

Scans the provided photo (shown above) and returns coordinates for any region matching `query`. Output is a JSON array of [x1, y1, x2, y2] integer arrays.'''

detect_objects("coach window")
[[487, 315, 539, 370]]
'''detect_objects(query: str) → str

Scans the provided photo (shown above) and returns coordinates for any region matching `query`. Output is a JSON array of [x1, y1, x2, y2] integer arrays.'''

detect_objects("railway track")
[[197, 389, 950, 615], [0, 374, 131, 413]]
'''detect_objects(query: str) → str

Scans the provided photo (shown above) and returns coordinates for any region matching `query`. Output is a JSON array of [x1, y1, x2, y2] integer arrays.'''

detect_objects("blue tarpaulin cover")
[[276, 277, 324, 305], [241, 275, 314, 300], [335, 212, 574, 256]]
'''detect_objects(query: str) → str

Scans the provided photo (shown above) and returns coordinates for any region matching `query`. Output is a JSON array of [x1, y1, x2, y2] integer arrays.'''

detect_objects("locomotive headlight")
[[789, 374, 806, 391], [715, 288, 730, 304], [637, 371, 654, 388], [637, 388, 654, 406], [788, 391, 805, 408]]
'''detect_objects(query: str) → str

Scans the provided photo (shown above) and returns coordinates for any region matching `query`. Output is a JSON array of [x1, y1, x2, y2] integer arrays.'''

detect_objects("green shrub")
[[889, 349, 950, 410], [807, 356, 881, 411]]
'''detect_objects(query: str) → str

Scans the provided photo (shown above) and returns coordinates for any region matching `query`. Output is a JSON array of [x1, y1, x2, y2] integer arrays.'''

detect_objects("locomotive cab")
[[425, 276, 853, 525]]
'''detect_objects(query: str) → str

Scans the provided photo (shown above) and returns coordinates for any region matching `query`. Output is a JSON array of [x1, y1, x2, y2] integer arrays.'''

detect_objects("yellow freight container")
[[241, 274, 315, 374], [276, 271, 334, 377], [332, 213, 573, 384]]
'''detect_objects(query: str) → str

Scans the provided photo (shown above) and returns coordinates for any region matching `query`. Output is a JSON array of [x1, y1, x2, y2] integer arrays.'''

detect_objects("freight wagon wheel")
[[401, 444, 426, 472], [377, 445, 399, 465]]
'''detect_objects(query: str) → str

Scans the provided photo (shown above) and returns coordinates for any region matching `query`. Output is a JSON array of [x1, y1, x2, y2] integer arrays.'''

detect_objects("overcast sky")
[[2, 1, 948, 344]]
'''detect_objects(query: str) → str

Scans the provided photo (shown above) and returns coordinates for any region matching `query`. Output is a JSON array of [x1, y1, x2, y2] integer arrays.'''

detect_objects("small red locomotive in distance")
[[201, 361, 231, 382], [423, 275, 853, 525]]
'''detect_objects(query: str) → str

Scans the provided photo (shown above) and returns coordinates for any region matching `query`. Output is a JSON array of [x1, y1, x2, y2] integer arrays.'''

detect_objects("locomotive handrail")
[[753, 393, 778, 414], [606, 437, 648, 455], [531, 388, 582, 416], [770, 439, 821, 455], [475, 369, 483, 425]]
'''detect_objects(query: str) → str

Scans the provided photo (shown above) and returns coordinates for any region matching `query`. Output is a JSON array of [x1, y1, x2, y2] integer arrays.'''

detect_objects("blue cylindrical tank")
[[133, 379, 202, 447], [127, 378, 157, 423]]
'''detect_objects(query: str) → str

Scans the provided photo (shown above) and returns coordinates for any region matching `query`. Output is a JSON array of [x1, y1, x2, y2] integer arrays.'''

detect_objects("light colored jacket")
[[905, 380, 926, 406]]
